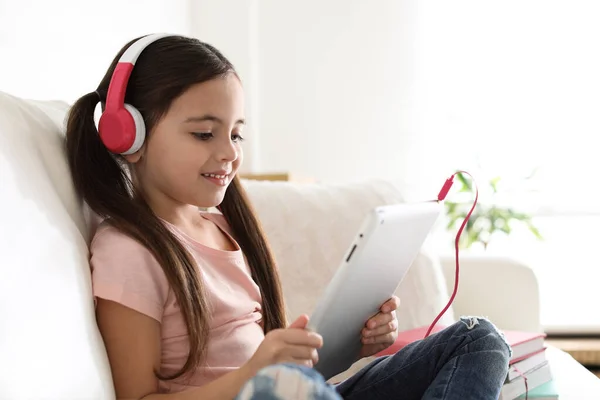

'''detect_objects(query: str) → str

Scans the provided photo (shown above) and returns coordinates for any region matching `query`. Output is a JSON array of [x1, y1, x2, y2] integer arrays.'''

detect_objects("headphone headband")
[[104, 33, 172, 112], [118, 33, 173, 64]]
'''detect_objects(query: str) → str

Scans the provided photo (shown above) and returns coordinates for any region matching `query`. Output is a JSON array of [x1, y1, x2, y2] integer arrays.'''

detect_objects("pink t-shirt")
[[90, 212, 265, 393]]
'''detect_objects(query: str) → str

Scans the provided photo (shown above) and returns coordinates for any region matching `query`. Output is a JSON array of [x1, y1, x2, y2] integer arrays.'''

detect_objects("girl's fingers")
[[362, 332, 397, 345], [362, 318, 397, 338], [284, 345, 319, 365], [380, 296, 400, 313], [366, 310, 396, 329]]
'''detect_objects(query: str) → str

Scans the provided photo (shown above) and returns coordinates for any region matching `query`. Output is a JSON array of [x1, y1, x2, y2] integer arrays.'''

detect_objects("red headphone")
[[97, 33, 172, 155]]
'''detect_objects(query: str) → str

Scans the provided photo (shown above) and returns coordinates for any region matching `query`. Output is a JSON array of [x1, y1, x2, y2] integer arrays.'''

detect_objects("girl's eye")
[[192, 132, 213, 141], [232, 134, 245, 143]]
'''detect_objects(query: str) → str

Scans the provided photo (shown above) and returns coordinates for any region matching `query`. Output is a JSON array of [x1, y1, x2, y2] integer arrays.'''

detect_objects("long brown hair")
[[65, 35, 286, 380]]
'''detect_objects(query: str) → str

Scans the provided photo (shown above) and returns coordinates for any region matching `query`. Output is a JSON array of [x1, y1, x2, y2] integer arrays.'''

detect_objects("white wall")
[[0, 0, 191, 103], [249, 0, 600, 201], [8, 1, 598, 204], [196, 0, 600, 206], [256, 0, 420, 187], [0, 1, 424, 190], [410, 0, 600, 210]]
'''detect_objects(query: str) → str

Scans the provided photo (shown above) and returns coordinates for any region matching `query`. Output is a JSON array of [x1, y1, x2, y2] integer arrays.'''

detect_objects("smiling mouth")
[[201, 173, 230, 186]]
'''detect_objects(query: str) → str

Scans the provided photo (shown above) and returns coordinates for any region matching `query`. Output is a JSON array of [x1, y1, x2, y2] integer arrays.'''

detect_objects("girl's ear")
[[122, 144, 146, 164]]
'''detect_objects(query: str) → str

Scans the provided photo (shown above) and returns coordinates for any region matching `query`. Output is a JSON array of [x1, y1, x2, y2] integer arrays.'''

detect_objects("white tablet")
[[306, 201, 443, 380]]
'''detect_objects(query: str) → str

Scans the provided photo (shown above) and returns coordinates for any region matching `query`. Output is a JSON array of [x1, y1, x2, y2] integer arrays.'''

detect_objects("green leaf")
[[490, 176, 501, 193], [465, 214, 476, 232], [456, 172, 472, 192], [444, 171, 544, 248], [445, 202, 458, 214], [509, 210, 531, 221], [499, 222, 512, 235], [467, 226, 482, 248], [526, 221, 544, 240], [489, 215, 498, 234], [446, 214, 462, 230]]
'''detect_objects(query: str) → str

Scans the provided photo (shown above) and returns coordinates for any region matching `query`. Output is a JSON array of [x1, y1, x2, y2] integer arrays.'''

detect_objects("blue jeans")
[[235, 317, 511, 400]]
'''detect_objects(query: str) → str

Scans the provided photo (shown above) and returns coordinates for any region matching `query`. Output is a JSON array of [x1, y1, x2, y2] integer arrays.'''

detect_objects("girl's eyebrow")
[[183, 115, 246, 125]]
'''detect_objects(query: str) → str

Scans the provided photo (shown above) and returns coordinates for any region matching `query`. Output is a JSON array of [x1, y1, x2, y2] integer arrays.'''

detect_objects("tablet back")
[[307, 201, 443, 380]]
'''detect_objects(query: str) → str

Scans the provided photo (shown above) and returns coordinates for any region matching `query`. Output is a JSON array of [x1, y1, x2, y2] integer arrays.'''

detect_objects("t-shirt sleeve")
[[90, 225, 169, 322]]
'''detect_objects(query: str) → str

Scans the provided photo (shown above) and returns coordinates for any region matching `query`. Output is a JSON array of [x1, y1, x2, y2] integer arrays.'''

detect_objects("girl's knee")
[[257, 363, 323, 382], [456, 317, 512, 360], [236, 364, 342, 400]]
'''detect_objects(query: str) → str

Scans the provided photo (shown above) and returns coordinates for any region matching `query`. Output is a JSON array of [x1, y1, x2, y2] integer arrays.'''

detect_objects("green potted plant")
[[445, 172, 543, 250]]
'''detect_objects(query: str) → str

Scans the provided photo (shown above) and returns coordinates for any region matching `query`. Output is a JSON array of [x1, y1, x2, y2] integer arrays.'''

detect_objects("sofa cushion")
[[0, 91, 115, 399]]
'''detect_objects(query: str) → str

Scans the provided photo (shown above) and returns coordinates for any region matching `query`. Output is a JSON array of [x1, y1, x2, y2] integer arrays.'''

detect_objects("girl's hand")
[[242, 315, 323, 376], [359, 295, 400, 359]]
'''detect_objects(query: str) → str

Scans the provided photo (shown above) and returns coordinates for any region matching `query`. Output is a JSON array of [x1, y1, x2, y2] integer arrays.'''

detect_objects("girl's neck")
[[135, 184, 207, 229]]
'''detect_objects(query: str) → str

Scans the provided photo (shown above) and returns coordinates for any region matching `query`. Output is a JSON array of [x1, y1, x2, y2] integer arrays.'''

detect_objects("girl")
[[65, 34, 510, 400]]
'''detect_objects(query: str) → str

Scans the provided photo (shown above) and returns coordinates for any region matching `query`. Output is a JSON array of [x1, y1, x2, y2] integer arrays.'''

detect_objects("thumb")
[[288, 314, 309, 329]]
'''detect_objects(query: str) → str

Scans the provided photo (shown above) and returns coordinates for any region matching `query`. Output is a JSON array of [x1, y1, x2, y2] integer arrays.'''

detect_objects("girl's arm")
[[96, 299, 255, 400]]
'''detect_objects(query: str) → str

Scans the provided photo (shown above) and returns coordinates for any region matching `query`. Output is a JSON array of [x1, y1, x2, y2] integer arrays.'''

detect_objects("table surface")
[[544, 346, 600, 399]]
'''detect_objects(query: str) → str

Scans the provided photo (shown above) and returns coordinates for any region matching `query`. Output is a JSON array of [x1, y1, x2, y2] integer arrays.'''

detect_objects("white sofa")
[[0, 91, 585, 399]]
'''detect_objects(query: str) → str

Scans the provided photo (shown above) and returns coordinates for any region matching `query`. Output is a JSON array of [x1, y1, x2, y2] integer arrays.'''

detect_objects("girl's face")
[[127, 73, 245, 211]]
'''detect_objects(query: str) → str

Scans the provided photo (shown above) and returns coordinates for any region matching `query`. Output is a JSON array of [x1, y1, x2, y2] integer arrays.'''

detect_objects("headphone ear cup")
[[97, 103, 146, 154], [122, 104, 146, 155]]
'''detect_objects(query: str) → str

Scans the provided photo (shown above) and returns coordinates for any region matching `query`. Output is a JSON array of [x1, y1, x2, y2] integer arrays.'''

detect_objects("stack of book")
[[500, 331, 555, 399], [376, 325, 557, 399], [514, 380, 559, 400]]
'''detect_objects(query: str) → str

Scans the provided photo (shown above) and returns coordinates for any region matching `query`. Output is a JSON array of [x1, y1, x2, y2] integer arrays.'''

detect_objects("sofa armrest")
[[440, 254, 542, 332]]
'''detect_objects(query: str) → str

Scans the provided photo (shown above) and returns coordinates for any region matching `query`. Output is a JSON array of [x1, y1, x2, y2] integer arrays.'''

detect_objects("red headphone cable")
[[423, 171, 479, 338]]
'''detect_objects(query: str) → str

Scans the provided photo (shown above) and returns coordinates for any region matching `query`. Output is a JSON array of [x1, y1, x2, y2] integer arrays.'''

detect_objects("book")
[[375, 325, 444, 356], [500, 362, 553, 400], [377, 325, 547, 363], [507, 348, 547, 381], [515, 379, 558, 399], [503, 330, 547, 361]]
